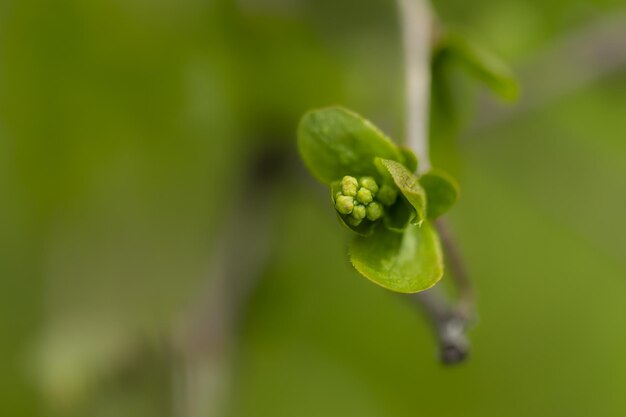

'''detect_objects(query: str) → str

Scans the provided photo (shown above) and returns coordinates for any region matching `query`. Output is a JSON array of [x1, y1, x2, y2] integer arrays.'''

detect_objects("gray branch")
[[398, 0, 433, 173], [171, 148, 287, 417], [397, 0, 476, 364]]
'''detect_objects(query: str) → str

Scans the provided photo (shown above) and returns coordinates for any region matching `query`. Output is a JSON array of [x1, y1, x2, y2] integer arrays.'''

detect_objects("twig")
[[171, 148, 286, 417], [411, 218, 475, 364], [413, 290, 470, 364], [397, 0, 476, 364], [435, 218, 475, 321], [398, 0, 432, 173]]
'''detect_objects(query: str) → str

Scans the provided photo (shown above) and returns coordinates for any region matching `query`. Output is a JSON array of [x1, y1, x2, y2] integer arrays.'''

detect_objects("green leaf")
[[438, 32, 519, 101], [383, 197, 414, 233], [330, 182, 377, 236], [376, 158, 427, 225], [420, 170, 460, 219], [349, 221, 443, 293], [398, 146, 418, 173], [298, 107, 403, 184], [429, 46, 467, 171]]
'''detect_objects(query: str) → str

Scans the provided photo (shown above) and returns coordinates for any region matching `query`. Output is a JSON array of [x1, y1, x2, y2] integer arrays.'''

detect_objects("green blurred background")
[[2, 0, 626, 416]]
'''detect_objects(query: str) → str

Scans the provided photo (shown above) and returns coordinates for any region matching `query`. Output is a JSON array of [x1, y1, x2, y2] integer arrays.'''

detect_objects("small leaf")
[[298, 107, 403, 184], [429, 47, 467, 170], [398, 146, 418, 173], [349, 221, 443, 293], [382, 197, 414, 233], [377, 158, 427, 225], [420, 170, 460, 219], [438, 32, 519, 101]]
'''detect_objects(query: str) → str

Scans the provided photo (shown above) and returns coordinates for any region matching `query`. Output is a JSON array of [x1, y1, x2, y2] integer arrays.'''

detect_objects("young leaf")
[[298, 107, 403, 184], [349, 221, 443, 293], [382, 196, 414, 233], [438, 32, 519, 101], [377, 158, 427, 225], [398, 146, 418, 173], [420, 170, 460, 219]]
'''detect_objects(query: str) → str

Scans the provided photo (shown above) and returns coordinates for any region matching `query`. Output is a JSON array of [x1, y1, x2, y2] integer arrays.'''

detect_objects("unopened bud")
[[335, 195, 354, 215], [347, 216, 362, 226], [352, 204, 366, 220], [341, 176, 358, 197], [366, 201, 383, 221], [377, 184, 398, 206], [356, 188, 373, 205], [359, 177, 379, 194]]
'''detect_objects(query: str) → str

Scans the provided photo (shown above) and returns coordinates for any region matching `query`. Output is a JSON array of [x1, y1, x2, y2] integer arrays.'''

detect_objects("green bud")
[[356, 188, 373, 205], [335, 195, 354, 215], [347, 216, 362, 226], [359, 176, 379, 194], [377, 184, 398, 206], [341, 176, 358, 197], [366, 201, 384, 221], [351, 204, 366, 220]]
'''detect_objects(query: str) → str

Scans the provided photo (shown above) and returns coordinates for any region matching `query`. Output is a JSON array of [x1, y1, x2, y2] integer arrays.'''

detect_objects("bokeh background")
[[2, 0, 626, 416]]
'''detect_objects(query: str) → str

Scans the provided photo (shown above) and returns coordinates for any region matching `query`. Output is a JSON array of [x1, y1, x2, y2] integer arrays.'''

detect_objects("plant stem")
[[397, 0, 475, 364], [398, 0, 432, 173], [436, 218, 475, 321], [172, 148, 286, 417]]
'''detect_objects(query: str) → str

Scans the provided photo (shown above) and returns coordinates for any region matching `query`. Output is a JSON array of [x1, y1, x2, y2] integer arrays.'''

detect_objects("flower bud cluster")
[[334, 176, 398, 226]]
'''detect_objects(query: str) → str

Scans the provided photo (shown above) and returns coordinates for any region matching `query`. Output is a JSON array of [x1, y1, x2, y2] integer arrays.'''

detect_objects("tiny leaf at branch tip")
[[420, 170, 459, 219], [349, 221, 443, 293], [398, 146, 419, 173], [298, 106, 452, 292], [297, 107, 404, 184], [436, 30, 520, 102], [377, 158, 427, 225]]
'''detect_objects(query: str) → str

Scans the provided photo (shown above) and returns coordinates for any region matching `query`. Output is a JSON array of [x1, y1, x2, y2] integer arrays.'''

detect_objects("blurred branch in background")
[[409, 7, 626, 362], [472, 9, 626, 133], [172, 148, 287, 417], [398, 0, 476, 364]]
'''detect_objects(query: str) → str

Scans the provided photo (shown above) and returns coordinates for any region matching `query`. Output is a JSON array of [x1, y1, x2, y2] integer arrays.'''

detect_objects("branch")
[[435, 218, 475, 322], [413, 289, 470, 364], [470, 10, 626, 133], [397, 0, 476, 364], [409, 218, 475, 364], [398, 0, 432, 173], [171, 148, 287, 417]]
